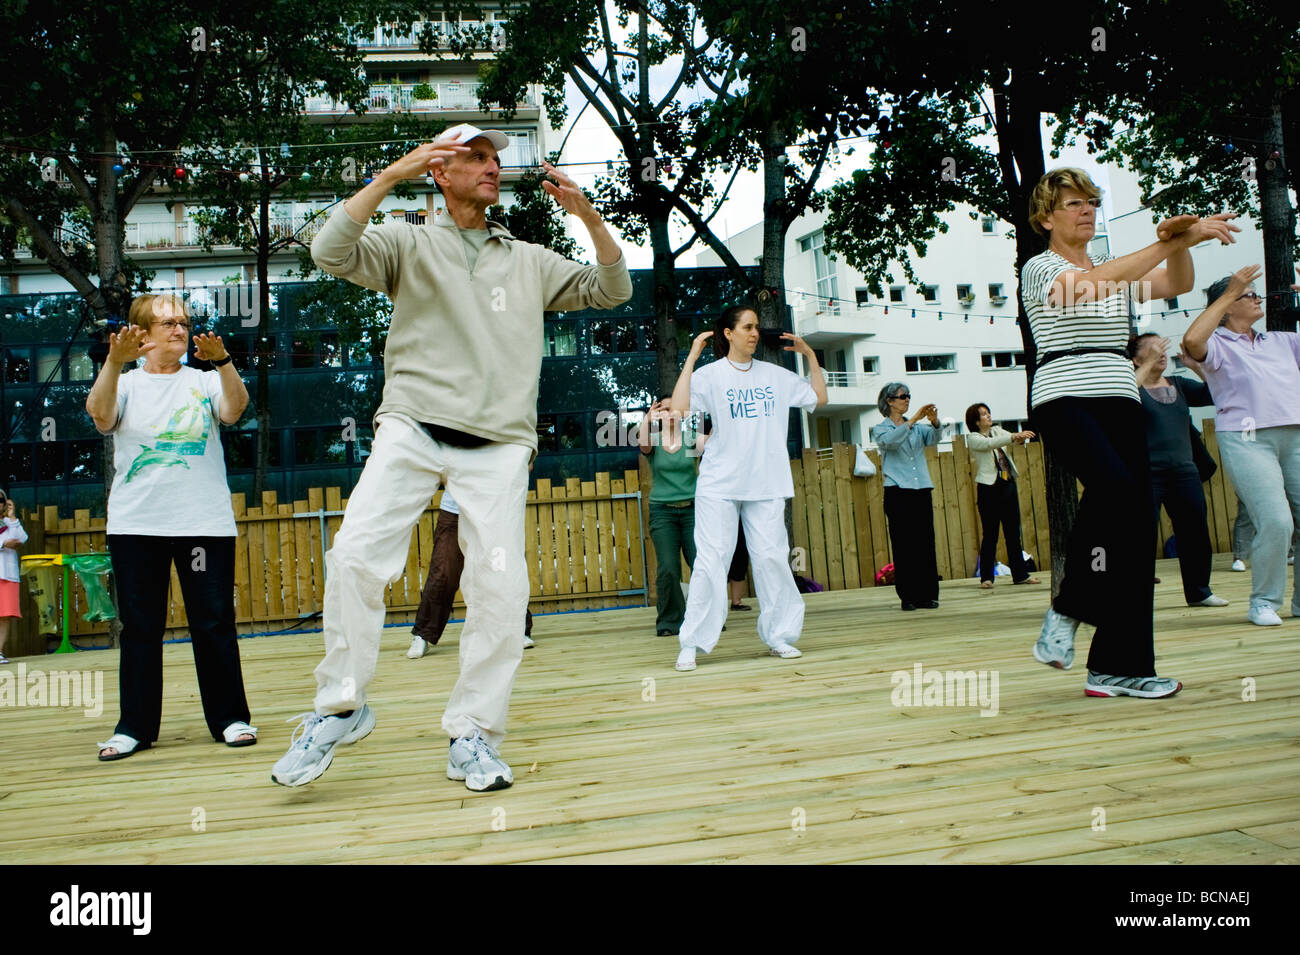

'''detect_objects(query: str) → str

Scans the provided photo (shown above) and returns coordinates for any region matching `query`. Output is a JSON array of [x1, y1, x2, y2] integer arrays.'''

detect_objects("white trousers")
[[678, 497, 805, 653], [312, 412, 531, 747]]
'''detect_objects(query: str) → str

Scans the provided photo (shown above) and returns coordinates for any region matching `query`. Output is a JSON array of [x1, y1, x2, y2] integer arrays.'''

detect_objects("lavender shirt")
[[1201, 326, 1300, 431]]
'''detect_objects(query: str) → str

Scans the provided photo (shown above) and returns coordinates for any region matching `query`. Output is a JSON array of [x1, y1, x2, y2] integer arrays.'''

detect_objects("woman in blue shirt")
[[871, 382, 941, 610]]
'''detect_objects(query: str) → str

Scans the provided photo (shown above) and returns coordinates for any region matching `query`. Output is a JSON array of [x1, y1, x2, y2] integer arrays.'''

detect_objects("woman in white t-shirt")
[[1020, 166, 1236, 699], [667, 305, 827, 671], [84, 293, 256, 760]]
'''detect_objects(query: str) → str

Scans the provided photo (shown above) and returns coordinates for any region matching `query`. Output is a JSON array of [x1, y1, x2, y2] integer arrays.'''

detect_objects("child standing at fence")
[[668, 305, 826, 671], [0, 490, 28, 665]]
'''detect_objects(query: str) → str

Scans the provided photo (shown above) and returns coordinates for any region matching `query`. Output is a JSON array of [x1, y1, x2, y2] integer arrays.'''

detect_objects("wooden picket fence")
[[783, 418, 1242, 589], [11, 420, 1246, 655], [11, 472, 649, 655]]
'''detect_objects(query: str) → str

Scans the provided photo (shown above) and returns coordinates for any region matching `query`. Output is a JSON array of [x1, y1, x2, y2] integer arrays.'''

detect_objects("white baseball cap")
[[436, 123, 509, 152]]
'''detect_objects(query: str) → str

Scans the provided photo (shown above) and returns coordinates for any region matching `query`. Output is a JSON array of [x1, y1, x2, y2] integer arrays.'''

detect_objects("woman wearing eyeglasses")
[[84, 293, 256, 760], [1020, 166, 1238, 698], [872, 383, 941, 611], [1183, 264, 1300, 627]]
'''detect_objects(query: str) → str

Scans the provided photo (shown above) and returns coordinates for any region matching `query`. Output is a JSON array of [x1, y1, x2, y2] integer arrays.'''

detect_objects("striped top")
[[1020, 249, 1140, 408]]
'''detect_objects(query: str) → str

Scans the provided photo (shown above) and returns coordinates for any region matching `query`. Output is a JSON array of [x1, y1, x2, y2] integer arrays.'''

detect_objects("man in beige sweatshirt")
[[272, 124, 632, 791]]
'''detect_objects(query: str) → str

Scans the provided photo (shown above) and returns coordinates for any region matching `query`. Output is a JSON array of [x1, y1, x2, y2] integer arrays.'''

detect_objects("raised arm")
[[1182, 264, 1261, 361], [669, 331, 713, 415], [782, 333, 828, 407], [193, 333, 249, 424], [1049, 214, 1238, 308]]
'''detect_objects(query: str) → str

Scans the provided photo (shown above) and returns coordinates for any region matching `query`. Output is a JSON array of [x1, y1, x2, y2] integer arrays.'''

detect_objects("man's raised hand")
[[540, 161, 598, 221]]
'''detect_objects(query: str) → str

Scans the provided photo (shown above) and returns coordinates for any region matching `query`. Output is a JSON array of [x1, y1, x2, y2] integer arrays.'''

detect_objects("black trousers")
[[412, 510, 531, 642], [107, 535, 250, 743], [976, 478, 1031, 582], [1030, 397, 1156, 677], [1151, 465, 1213, 605], [883, 486, 939, 605]]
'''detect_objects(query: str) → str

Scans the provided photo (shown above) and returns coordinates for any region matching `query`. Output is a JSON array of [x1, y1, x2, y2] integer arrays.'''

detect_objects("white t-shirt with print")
[[690, 357, 818, 501], [104, 366, 237, 537]]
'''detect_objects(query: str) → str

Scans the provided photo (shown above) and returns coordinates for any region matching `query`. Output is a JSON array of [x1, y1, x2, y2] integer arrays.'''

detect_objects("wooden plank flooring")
[[1, 555, 1296, 864]]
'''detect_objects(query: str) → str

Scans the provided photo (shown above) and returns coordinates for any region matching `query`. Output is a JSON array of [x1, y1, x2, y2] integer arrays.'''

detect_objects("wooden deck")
[[2, 554, 1297, 865]]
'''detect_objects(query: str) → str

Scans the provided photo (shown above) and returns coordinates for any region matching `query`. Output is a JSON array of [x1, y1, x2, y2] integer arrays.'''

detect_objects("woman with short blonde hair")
[[85, 293, 255, 760], [1020, 166, 1237, 697]]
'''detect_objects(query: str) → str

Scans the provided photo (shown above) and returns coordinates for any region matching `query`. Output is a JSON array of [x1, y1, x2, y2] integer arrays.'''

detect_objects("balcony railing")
[[304, 81, 536, 115], [824, 371, 875, 389], [353, 20, 505, 50]]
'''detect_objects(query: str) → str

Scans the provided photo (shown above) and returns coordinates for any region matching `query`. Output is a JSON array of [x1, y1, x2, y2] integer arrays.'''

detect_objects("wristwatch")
[[211, 354, 233, 367]]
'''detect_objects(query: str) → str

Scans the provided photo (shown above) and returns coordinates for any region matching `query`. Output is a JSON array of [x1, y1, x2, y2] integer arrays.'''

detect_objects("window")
[[981, 217, 996, 234], [1165, 297, 1178, 310], [545, 321, 578, 357], [839, 419, 852, 444], [889, 286, 905, 303], [921, 285, 939, 302], [590, 320, 638, 355], [981, 351, 1026, 369], [68, 440, 102, 481], [988, 283, 1005, 300], [956, 284, 973, 301], [905, 354, 956, 373], [4, 348, 31, 384], [855, 288, 871, 308], [67, 347, 95, 381], [862, 356, 880, 375], [35, 346, 65, 383], [828, 349, 847, 374], [801, 230, 839, 315]]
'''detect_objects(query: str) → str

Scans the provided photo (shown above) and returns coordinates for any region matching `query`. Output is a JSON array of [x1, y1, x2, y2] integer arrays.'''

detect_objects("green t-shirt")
[[648, 426, 699, 502], [458, 227, 489, 272]]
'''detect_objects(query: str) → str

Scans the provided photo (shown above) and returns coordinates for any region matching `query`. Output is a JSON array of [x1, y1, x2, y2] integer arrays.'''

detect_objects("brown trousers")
[[411, 510, 532, 643]]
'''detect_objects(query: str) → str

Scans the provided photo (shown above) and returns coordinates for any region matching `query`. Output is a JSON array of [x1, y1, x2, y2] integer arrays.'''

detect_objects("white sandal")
[[222, 721, 258, 747], [98, 733, 149, 762]]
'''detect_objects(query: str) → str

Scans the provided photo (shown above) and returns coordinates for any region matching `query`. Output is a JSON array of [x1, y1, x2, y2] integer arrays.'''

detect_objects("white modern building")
[[696, 164, 1273, 448], [6, 9, 556, 294]]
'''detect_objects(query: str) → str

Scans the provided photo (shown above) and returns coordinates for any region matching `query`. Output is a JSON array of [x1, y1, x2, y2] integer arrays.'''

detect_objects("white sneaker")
[[271, 705, 376, 787], [407, 635, 430, 658], [1231, 559, 1246, 572], [769, 643, 802, 659], [523, 634, 535, 649], [447, 729, 513, 792], [1248, 606, 1283, 627], [1032, 607, 1079, 670], [675, 646, 697, 671], [1191, 594, 1229, 607]]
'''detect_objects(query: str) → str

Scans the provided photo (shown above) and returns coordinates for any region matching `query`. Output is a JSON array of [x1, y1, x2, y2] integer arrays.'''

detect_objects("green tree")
[[464, 0, 753, 395], [1049, 0, 1300, 331]]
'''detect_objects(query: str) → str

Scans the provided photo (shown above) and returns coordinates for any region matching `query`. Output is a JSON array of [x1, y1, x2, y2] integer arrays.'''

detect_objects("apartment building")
[[6, 8, 556, 294]]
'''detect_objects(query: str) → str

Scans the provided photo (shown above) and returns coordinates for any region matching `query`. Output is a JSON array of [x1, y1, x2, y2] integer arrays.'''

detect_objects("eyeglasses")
[[1237, 292, 1262, 302], [1058, 197, 1102, 212], [891, 393, 911, 401], [157, 320, 190, 331]]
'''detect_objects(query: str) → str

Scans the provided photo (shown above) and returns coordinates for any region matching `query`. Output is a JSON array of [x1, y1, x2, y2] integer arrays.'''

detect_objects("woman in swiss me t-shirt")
[[667, 305, 826, 671]]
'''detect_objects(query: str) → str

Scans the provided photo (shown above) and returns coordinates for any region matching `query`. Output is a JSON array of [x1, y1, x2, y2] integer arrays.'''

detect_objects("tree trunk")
[[1260, 97, 1298, 334], [651, 214, 679, 397], [1003, 77, 1077, 601], [253, 153, 272, 499]]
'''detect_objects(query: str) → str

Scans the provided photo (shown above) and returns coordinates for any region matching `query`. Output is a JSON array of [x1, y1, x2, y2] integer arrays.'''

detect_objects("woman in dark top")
[[1129, 333, 1226, 609]]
